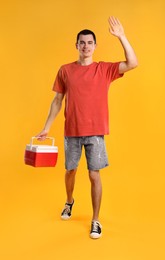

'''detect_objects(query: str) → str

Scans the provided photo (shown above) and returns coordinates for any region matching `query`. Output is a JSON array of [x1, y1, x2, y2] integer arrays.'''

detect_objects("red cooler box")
[[24, 137, 58, 167]]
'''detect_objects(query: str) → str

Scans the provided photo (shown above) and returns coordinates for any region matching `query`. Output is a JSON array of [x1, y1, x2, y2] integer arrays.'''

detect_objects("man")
[[36, 16, 138, 239]]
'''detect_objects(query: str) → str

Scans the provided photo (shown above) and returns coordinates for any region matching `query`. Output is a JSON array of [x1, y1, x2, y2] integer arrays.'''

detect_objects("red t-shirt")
[[53, 61, 123, 136]]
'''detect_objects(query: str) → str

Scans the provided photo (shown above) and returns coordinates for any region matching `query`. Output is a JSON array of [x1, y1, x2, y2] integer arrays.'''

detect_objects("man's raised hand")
[[108, 16, 125, 38]]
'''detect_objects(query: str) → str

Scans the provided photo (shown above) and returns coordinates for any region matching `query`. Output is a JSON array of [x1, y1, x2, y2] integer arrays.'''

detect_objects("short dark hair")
[[76, 29, 96, 44]]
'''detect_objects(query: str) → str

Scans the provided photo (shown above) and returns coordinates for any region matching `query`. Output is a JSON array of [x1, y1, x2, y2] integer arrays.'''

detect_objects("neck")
[[77, 57, 93, 66]]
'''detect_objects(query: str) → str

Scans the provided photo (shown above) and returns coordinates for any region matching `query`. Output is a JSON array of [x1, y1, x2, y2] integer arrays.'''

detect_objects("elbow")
[[120, 58, 138, 74], [131, 57, 138, 69], [127, 60, 138, 71], [133, 59, 138, 69]]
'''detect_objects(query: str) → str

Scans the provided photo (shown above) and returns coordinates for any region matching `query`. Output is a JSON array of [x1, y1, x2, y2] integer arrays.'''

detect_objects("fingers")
[[35, 130, 48, 141], [108, 16, 121, 26], [36, 136, 47, 141], [108, 16, 124, 37]]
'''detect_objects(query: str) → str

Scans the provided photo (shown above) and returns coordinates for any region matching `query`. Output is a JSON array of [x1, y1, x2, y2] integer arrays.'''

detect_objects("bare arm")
[[108, 16, 138, 74], [36, 92, 64, 140]]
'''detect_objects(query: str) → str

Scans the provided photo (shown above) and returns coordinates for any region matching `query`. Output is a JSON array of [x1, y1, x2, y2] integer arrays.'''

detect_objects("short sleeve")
[[52, 67, 66, 93], [101, 62, 124, 83]]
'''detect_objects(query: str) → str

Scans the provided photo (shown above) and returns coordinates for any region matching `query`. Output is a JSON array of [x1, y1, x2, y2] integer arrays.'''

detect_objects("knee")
[[66, 169, 77, 175], [89, 170, 100, 184]]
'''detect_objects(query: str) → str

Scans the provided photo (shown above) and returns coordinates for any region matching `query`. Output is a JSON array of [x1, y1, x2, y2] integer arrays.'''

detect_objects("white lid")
[[26, 144, 58, 153]]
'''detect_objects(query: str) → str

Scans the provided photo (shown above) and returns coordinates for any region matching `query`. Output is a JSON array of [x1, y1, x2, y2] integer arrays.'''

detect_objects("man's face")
[[76, 34, 96, 58]]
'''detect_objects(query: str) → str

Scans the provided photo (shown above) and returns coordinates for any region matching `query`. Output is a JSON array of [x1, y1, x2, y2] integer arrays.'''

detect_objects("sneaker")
[[90, 221, 102, 239], [61, 200, 74, 220]]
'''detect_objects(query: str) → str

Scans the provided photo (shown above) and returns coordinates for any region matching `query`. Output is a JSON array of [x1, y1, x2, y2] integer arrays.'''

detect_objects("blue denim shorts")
[[64, 136, 109, 171]]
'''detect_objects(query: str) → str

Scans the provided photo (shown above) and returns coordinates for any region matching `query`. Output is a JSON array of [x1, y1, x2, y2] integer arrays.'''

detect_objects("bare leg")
[[89, 170, 102, 221], [65, 169, 77, 203]]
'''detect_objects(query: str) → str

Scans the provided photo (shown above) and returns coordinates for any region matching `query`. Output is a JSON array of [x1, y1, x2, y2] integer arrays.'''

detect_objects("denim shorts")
[[64, 136, 109, 171]]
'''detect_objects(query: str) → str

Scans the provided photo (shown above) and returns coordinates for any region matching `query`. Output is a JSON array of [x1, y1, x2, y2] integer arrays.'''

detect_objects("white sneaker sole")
[[90, 232, 102, 239], [61, 214, 71, 220]]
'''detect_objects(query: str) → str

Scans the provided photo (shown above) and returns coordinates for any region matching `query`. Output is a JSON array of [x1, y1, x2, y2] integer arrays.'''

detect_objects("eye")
[[79, 41, 85, 45]]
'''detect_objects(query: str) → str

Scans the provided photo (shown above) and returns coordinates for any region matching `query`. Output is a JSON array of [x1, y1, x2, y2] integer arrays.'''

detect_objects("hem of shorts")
[[87, 163, 109, 171], [65, 166, 78, 171], [65, 164, 109, 171]]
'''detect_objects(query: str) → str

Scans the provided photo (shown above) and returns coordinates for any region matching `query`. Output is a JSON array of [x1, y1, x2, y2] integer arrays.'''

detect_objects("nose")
[[83, 43, 87, 48]]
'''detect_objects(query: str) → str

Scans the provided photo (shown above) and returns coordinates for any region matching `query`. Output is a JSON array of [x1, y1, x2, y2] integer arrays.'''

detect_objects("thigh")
[[84, 136, 109, 171], [64, 137, 82, 171]]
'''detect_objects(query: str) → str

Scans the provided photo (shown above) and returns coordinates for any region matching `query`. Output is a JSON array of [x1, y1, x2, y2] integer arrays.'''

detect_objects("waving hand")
[[108, 16, 125, 38]]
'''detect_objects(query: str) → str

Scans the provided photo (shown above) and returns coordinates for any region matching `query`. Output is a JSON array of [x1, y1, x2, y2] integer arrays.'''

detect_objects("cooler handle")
[[30, 137, 55, 147]]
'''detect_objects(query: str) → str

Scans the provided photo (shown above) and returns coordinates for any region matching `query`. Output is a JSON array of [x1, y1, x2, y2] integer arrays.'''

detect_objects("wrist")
[[43, 127, 49, 133], [118, 33, 126, 41]]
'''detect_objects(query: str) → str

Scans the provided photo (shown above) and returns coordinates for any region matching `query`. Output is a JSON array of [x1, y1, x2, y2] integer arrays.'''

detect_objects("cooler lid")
[[26, 144, 58, 153]]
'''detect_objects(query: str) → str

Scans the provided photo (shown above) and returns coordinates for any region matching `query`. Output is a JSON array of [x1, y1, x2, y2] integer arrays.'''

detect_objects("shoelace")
[[92, 221, 100, 232], [63, 205, 71, 214]]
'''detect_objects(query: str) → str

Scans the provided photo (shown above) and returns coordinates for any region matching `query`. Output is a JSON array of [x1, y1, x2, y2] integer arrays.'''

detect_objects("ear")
[[75, 43, 78, 49]]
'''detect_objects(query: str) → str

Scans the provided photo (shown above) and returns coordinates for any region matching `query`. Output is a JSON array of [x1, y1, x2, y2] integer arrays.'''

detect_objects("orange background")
[[0, 0, 165, 259]]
